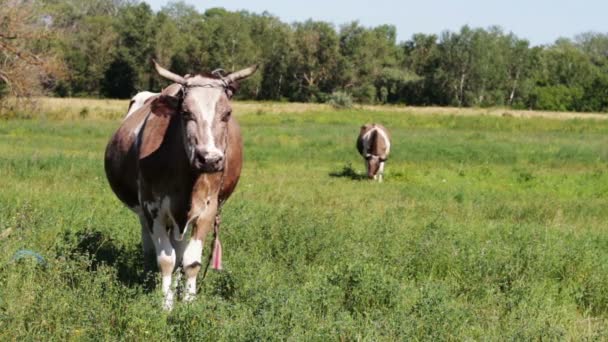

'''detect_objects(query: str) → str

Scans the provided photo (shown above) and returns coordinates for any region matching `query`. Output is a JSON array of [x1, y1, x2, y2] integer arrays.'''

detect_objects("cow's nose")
[[195, 147, 224, 165]]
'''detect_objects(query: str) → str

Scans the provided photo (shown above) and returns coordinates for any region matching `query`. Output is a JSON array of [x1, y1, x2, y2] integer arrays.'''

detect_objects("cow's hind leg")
[[137, 216, 155, 268], [170, 231, 188, 298], [151, 215, 176, 310], [133, 207, 156, 289]]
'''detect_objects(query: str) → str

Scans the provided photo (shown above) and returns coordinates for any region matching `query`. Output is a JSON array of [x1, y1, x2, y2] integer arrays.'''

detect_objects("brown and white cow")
[[104, 61, 257, 309], [357, 123, 391, 181]]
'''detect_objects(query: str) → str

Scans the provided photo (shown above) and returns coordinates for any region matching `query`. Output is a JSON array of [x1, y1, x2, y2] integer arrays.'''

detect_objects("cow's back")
[[358, 124, 391, 156], [371, 124, 391, 156]]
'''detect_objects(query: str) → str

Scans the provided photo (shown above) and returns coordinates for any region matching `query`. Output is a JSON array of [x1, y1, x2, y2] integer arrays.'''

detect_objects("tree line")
[[2, 0, 608, 112]]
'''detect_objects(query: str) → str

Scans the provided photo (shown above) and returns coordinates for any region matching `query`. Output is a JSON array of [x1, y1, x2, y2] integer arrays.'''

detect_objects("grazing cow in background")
[[105, 61, 257, 309], [357, 123, 391, 182], [125, 91, 158, 118]]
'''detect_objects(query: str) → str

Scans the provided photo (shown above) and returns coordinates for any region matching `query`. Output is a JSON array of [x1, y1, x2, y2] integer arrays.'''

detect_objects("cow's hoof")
[[163, 297, 174, 311], [183, 293, 197, 303]]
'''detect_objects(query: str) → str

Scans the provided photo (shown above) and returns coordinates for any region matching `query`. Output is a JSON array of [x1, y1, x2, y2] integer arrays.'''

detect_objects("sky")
[[145, 0, 608, 46]]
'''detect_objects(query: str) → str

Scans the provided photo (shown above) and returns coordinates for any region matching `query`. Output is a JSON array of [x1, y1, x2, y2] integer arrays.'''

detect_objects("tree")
[[0, 0, 64, 100], [250, 12, 293, 100], [197, 9, 261, 98], [401, 33, 441, 105], [290, 20, 341, 102], [436, 26, 475, 106], [112, 2, 156, 92], [101, 51, 136, 98], [338, 22, 414, 103]]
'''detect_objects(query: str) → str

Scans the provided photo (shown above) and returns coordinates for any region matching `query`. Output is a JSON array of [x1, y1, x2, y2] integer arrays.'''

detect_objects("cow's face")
[[365, 154, 382, 179], [152, 61, 257, 173], [180, 84, 232, 172]]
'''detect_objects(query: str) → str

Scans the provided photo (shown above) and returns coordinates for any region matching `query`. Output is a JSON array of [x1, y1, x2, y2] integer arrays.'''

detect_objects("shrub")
[[529, 85, 583, 111], [328, 91, 353, 109]]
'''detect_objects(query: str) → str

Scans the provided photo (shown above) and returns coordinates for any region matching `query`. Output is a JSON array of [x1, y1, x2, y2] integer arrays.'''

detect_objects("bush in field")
[[328, 91, 353, 109], [529, 85, 584, 111]]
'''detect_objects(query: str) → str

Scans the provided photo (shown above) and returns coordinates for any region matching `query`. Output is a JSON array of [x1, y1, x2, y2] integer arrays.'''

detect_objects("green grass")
[[1, 108, 608, 340]]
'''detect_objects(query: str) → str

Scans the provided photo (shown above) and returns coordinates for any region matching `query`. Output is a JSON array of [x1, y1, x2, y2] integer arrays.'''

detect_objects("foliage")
[[327, 90, 353, 109], [0, 0, 65, 101], [3, 1, 608, 113]]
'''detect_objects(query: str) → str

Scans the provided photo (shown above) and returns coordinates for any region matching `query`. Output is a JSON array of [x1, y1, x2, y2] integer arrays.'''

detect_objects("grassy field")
[[1, 99, 608, 340]]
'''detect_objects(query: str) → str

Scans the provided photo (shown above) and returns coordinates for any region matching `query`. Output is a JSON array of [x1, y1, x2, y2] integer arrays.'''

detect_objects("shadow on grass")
[[329, 163, 367, 180], [58, 229, 156, 291]]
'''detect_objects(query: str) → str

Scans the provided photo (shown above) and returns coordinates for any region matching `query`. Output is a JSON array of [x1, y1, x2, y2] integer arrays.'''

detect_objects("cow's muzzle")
[[193, 148, 224, 172]]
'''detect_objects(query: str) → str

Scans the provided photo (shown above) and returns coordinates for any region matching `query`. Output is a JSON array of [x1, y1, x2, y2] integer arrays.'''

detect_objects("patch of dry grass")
[[360, 104, 608, 120], [3, 97, 607, 121], [28, 97, 335, 120]]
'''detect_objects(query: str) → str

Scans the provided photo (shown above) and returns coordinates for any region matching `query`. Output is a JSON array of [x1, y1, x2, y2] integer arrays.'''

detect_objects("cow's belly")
[[104, 130, 140, 209]]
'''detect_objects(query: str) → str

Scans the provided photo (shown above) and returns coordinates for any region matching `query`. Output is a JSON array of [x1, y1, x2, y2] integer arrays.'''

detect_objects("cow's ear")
[[225, 82, 240, 99], [139, 95, 180, 160], [150, 95, 179, 117]]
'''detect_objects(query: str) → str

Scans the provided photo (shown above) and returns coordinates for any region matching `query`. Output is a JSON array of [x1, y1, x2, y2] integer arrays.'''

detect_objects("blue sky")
[[145, 0, 608, 46]]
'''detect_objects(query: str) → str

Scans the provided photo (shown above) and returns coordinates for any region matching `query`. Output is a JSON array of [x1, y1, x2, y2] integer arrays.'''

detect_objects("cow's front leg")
[[182, 200, 217, 302], [151, 216, 176, 310]]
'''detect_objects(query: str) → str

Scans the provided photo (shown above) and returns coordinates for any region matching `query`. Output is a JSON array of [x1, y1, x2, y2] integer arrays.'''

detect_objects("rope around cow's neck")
[[201, 120, 229, 281]]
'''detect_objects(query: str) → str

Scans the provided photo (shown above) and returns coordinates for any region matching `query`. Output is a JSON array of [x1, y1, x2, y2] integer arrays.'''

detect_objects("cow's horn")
[[153, 60, 186, 84], [225, 64, 258, 83]]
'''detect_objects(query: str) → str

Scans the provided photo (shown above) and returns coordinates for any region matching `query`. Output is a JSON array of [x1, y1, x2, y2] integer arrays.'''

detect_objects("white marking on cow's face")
[[192, 88, 222, 152]]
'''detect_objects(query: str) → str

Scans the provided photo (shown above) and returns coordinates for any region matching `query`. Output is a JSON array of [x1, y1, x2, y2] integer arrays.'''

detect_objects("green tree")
[[250, 12, 293, 100], [402, 33, 441, 105], [290, 20, 341, 102], [113, 2, 156, 91]]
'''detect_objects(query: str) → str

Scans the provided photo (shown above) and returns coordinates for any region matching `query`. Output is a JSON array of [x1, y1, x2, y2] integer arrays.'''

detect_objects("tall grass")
[[1, 103, 608, 340]]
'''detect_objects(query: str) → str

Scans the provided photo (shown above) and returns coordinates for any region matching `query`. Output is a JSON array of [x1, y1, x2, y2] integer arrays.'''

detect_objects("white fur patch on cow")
[[182, 238, 203, 302], [125, 91, 158, 118], [144, 196, 179, 310], [183, 239, 203, 269], [151, 216, 176, 310]]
